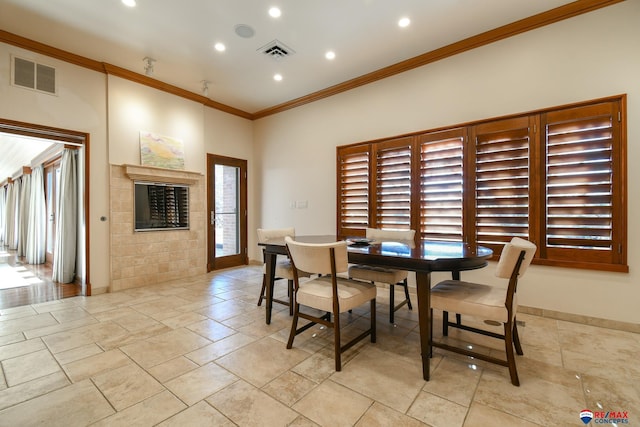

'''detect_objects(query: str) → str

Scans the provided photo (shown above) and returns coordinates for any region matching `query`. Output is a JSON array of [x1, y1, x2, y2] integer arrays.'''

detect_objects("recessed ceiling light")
[[214, 43, 226, 52], [122, 0, 136, 7], [325, 51, 336, 60], [273, 73, 283, 81], [398, 17, 411, 28], [269, 7, 282, 18]]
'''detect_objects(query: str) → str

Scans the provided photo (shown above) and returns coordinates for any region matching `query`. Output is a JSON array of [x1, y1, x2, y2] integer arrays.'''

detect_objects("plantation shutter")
[[542, 101, 620, 265], [373, 138, 412, 230], [419, 128, 464, 241], [471, 117, 533, 251], [337, 144, 370, 237]]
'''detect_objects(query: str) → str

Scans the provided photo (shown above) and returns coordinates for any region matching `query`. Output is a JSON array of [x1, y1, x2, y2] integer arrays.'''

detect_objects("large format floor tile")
[[0, 264, 637, 426]]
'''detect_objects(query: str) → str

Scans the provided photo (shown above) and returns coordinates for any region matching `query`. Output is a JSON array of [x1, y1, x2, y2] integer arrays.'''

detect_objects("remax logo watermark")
[[581, 410, 594, 424], [580, 409, 629, 424]]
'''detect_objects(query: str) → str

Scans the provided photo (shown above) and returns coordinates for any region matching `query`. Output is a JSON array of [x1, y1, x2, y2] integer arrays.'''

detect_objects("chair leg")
[[334, 309, 342, 371], [287, 280, 294, 316], [403, 279, 412, 310], [286, 303, 300, 349], [389, 284, 395, 323], [504, 321, 520, 386], [370, 299, 377, 343], [257, 275, 266, 306], [513, 318, 524, 355], [442, 311, 449, 336]]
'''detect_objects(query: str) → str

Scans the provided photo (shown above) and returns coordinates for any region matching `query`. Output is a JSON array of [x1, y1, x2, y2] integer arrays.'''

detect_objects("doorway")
[[0, 118, 89, 300], [207, 154, 247, 271]]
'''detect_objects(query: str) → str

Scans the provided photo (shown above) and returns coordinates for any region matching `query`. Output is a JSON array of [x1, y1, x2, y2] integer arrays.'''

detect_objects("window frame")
[[336, 95, 627, 272]]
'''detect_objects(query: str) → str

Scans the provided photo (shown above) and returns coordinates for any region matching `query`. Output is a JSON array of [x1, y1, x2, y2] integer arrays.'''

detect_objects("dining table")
[[258, 235, 493, 381]]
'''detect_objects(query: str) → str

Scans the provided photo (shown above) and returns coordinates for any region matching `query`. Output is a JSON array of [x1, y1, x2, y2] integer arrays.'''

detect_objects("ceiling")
[[1, 0, 578, 115], [1, 0, 586, 180], [0, 133, 55, 180]]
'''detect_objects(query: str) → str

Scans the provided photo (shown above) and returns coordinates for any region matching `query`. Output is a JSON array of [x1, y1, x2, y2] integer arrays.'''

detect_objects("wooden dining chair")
[[429, 237, 536, 386], [256, 227, 310, 315], [285, 236, 377, 371], [348, 228, 415, 323]]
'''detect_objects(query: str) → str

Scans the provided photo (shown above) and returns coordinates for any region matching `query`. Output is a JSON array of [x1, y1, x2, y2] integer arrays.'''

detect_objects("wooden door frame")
[[206, 153, 248, 271], [0, 118, 91, 295]]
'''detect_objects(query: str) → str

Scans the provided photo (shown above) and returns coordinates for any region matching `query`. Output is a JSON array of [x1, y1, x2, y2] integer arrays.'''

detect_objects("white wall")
[[0, 42, 111, 292], [253, 1, 640, 324]]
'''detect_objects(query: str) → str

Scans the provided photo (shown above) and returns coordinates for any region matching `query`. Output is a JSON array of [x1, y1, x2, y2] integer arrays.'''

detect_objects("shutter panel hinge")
[[619, 243, 623, 254], [618, 111, 622, 122], [533, 124, 537, 133]]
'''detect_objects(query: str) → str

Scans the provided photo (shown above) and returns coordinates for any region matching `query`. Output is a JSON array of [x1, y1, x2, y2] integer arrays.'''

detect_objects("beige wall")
[[253, 1, 640, 324], [0, 44, 254, 294]]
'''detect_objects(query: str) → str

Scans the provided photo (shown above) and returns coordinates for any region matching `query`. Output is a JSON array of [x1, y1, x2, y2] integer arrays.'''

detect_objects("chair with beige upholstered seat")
[[348, 228, 415, 323], [430, 237, 536, 386], [256, 228, 310, 315], [285, 236, 377, 371]]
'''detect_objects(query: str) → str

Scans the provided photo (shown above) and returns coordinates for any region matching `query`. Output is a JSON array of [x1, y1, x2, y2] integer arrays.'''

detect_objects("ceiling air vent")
[[258, 39, 295, 61], [11, 56, 57, 95]]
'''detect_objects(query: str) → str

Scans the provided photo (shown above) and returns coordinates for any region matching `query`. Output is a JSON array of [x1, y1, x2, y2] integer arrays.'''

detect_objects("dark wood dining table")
[[258, 235, 492, 381]]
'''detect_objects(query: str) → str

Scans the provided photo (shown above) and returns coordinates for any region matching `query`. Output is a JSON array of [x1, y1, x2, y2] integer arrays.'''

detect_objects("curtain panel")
[[52, 149, 77, 283], [17, 174, 31, 257], [26, 165, 46, 264]]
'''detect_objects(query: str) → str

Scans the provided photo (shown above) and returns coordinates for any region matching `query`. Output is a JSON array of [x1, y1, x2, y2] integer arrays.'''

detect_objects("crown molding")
[[1, 0, 624, 121]]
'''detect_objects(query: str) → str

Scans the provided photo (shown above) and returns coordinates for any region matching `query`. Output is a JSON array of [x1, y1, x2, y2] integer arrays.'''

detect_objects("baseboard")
[[518, 305, 640, 334]]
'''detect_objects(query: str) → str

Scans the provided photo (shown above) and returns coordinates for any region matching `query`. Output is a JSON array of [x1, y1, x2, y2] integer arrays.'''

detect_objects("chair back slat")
[[366, 228, 415, 242], [257, 227, 295, 243], [285, 237, 349, 275], [495, 237, 536, 279]]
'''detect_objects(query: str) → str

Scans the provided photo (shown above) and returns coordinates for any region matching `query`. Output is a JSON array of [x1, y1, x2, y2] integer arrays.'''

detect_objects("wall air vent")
[[258, 39, 295, 61], [11, 56, 57, 95]]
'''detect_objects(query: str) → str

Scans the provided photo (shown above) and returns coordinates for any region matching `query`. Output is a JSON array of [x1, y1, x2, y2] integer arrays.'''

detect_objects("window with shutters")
[[469, 117, 535, 253], [337, 145, 370, 237], [373, 138, 412, 230], [419, 129, 464, 241], [541, 101, 623, 267], [336, 95, 627, 272]]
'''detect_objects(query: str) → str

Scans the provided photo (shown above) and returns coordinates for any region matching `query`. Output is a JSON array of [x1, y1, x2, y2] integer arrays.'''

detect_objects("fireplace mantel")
[[123, 164, 202, 185]]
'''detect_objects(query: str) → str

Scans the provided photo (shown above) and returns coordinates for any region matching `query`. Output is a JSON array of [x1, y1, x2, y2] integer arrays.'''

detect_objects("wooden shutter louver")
[[473, 118, 532, 248], [375, 140, 412, 229], [544, 103, 615, 255], [337, 146, 370, 235], [419, 129, 464, 241]]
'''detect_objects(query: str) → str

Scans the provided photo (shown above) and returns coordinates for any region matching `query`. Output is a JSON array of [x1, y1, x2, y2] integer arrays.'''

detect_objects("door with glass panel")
[[207, 154, 248, 270], [44, 159, 61, 265]]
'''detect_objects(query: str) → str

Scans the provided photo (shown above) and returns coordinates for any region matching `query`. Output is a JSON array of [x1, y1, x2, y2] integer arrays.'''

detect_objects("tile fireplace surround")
[[109, 165, 207, 292]]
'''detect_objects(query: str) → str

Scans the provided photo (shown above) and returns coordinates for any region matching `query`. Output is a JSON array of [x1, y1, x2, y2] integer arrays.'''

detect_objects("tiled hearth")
[[109, 165, 206, 292]]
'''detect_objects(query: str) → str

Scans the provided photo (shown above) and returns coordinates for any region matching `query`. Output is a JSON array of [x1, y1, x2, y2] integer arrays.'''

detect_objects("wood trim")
[[101, 64, 253, 119], [0, 1, 622, 120]]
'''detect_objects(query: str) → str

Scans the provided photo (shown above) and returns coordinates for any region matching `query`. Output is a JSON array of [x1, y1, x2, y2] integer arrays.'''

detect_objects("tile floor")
[[0, 265, 638, 426]]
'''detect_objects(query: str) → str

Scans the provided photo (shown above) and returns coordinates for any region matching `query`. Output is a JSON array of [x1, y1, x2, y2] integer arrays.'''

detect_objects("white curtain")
[[27, 165, 46, 264], [5, 180, 20, 250], [17, 174, 31, 257], [52, 149, 77, 283]]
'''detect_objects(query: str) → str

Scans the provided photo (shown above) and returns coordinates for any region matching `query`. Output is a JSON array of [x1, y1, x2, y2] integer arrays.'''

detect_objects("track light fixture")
[[201, 80, 211, 97], [143, 57, 156, 76]]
